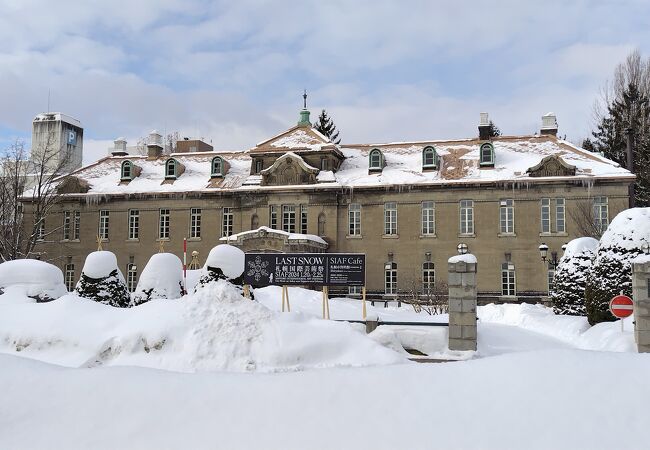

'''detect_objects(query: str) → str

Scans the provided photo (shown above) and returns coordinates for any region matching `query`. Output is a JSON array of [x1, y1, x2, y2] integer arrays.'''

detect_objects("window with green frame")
[[369, 149, 383, 171], [211, 156, 224, 177], [121, 160, 134, 180], [422, 146, 438, 169], [165, 159, 177, 179], [479, 143, 494, 166]]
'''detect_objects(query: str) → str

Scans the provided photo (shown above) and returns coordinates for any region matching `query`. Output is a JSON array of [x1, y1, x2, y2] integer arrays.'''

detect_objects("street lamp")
[[539, 243, 560, 270], [538, 243, 549, 261], [457, 243, 468, 255]]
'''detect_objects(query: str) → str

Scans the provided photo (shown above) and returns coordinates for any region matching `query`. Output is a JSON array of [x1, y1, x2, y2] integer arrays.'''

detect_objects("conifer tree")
[[75, 269, 131, 307], [550, 238, 598, 316], [488, 120, 501, 138], [313, 109, 341, 144]]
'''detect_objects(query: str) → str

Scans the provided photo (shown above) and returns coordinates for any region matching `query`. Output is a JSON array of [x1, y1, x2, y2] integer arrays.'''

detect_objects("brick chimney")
[[540, 113, 558, 136], [147, 130, 163, 158], [478, 112, 491, 140]]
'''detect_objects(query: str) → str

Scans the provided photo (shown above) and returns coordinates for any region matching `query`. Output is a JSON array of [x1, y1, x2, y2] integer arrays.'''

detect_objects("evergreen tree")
[[488, 120, 501, 138], [75, 269, 131, 307], [550, 238, 598, 316], [313, 109, 341, 144]]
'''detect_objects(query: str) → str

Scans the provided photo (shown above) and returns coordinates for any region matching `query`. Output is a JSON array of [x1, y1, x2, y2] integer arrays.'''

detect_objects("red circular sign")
[[609, 295, 634, 318]]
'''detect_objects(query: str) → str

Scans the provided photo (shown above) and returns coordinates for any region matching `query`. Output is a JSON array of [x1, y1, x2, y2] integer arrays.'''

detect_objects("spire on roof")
[[298, 89, 311, 127], [303, 89, 307, 109]]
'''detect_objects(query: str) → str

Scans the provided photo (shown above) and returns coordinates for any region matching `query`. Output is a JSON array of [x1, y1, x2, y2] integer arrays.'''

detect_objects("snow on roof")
[[60, 134, 633, 196], [220, 226, 328, 246], [33, 112, 82, 128], [448, 254, 478, 264]]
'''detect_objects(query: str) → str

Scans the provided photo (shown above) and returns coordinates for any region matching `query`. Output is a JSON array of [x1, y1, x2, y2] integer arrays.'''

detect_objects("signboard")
[[609, 295, 634, 319], [67, 130, 77, 145], [244, 253, 365, 287]]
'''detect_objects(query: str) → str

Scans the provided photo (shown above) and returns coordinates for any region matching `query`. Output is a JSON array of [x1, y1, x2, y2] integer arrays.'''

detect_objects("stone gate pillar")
[[632, 258, 650, 353], [447, 255, 478, 351]]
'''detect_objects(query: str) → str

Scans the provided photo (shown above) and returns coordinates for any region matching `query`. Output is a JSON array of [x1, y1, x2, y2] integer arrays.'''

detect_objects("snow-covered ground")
[[0, 282, 647, 449]]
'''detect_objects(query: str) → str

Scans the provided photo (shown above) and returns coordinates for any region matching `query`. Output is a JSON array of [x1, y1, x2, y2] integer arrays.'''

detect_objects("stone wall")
[[632, 259, 650, 353], [448, 256, 477, 351]]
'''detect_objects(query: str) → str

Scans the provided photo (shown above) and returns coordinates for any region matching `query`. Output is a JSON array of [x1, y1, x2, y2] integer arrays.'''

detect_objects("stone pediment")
[[253, 127, 332, 153], [220, 226, 328, 253], [260, 152, 319, 186], [526, 154, 576, 177]]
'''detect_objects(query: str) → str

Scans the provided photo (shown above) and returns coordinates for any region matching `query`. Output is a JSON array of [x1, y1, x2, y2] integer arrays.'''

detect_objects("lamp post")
[[539, 243, 560, 270]]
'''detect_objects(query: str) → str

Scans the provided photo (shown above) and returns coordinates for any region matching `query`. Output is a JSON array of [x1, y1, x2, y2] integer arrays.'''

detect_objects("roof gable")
[[252, 126, 332, 153]]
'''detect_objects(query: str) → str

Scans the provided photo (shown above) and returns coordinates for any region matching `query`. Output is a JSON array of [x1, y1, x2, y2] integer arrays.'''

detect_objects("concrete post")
[[632, 258, 650, 353], [447, 255, 478, 351]]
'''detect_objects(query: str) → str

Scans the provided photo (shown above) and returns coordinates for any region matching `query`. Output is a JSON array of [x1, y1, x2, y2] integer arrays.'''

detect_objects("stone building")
[[31, 112, 84, 174], [23, 109, 634, 302]]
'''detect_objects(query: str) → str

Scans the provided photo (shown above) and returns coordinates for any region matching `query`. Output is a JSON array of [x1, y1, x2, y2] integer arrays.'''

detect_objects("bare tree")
[[0, 135, 71, 261], [569, 200, 604, 239], [401, 275, 449, 315]]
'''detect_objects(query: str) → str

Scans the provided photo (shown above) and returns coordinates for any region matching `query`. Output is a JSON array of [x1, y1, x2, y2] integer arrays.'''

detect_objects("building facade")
[[24, 110, 634, 302], [31, 112, 84, 174]]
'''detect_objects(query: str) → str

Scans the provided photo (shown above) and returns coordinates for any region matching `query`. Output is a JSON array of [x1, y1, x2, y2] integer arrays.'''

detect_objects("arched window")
[[479, 143, 494, 166], [211, 156, 224, 177], [121, 160, 133, 180], [165, 159, 177, 179], [422, 262, 435, 294], [385, 261, 397, 295], [318, 212, 326, 236], [369, 149, 384, 171], [422, 146, 438, 169], [251, 214, 259, 230]]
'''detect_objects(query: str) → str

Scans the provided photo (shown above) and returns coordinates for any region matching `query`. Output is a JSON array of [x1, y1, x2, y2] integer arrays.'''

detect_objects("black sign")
[[244, 253, 365, 287]]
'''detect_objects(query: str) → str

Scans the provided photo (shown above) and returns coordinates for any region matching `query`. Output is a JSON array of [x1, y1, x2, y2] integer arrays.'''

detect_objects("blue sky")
[[1, 0, 649, 163]]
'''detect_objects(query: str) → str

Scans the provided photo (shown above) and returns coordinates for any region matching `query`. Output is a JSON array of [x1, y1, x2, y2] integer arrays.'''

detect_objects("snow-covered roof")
[[33, 112, 82, 128], [60, 133, 633, 196], [220, 226, 328, 246]]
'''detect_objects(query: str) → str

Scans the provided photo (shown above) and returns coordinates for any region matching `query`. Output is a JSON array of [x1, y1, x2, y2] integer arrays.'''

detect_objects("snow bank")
[[0, 259, 67, 301], [600, 207, 650, 251], [81, 251, 124, 279], [204, 244, 245, 279], [133, 253, 183, 302], [0, 279, 405, 372]]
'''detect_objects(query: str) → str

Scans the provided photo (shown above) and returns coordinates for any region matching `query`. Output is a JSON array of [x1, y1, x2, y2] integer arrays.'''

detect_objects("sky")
[[1, 0, 649, 164]]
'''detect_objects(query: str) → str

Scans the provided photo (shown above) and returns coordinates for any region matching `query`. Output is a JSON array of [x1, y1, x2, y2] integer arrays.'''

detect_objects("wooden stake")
[[322, 286, 328, 319], [243, 284, 250, 299], [324, 286, 330, 319], [281, 285, 286, 312], [362, 286, 367, 320], [158, 240, 165, 253], [96, 235, 103, 251], [284, 285, 291, 312]]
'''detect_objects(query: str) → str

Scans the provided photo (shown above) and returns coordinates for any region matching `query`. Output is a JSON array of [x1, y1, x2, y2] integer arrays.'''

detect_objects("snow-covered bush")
[[75, 251, 131, 307], [551, 237, 598, 316], [0, 259, 67, 302], [195, 245, 245, 292], [585, 208, 650, 324], [132, 253, 184, 305]]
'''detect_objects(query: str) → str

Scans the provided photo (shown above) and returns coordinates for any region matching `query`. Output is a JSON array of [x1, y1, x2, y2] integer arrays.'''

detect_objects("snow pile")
[[550, 237, 598, 315], [204, 244, 245, 279], [448, 254, 477, 264], [132, 253, 184, 304], [585, 207, 650, 324], [0, 259, 67, 302], [81, 251, 123, 278], [0, 279, 405, 372]]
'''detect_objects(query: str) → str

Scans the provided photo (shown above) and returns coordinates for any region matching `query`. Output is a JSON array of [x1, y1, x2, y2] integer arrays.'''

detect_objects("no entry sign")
[[609, 295, 634, 319]]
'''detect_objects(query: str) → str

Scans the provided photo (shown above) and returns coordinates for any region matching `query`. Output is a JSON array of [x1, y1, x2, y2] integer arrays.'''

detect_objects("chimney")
[[147, 130, 163, 158], [111, 137, 128, 156], [478, 112, 491, 140], [540, 113, 558, 136]]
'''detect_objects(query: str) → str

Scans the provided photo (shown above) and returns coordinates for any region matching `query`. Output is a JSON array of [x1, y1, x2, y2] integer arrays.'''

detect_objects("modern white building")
[[31, 112, 83, 174]]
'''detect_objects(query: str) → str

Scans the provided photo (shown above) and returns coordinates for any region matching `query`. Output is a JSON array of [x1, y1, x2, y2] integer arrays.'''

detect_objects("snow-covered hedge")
[[132, 253, 184, 305], [585, 208, 650, 324], [551, 237, 598, 316], [0, 259, 67, 302], [195, 245, 245, 292], [75, 251, 131, 308]]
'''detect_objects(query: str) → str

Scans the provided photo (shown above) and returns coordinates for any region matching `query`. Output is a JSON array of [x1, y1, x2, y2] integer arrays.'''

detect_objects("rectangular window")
[[222, 207, 233, 237], [384, 202, 397, 235], [190, 208, 201, 238], [422, 262, 435, 293], [159, 209, 170, 239], [348, 286, 362, 296], [127, 264, 137, 292], [99, 210, 109, 240], [64, 263, 75, 292], [73, 211, 80, 240], [349, 204, 361, 236], [269, 205, 278, 230], [541, 198, 551, 233], [593, 196, 608, 233], [547, 269, 555, 294], [421, 201, 435, 235], [385, 263, 397, 295], [460, 200, 474, 234], [320, 157, 328, 171], [500, 199, 514, 234], [36, 219, 45, 241], [300, 205, 308, 234], [255, 160, 263, 174], [282, 205, 296, 233], [501, 263, 516, 296], [128, 209, 139, 239], [63, 211, 71, 240], [556, 198, 566, 233]]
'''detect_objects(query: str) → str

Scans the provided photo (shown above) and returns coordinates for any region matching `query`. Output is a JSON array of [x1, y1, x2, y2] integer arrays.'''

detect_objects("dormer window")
[[165, 158, 178, 179], [121, 160, 134, 181], [211, 156, 224, 177], [479, 143, 495, 167], [422, 146, 438, 170], [369, 149, 384, 172], [255, 160, 263, 174]]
